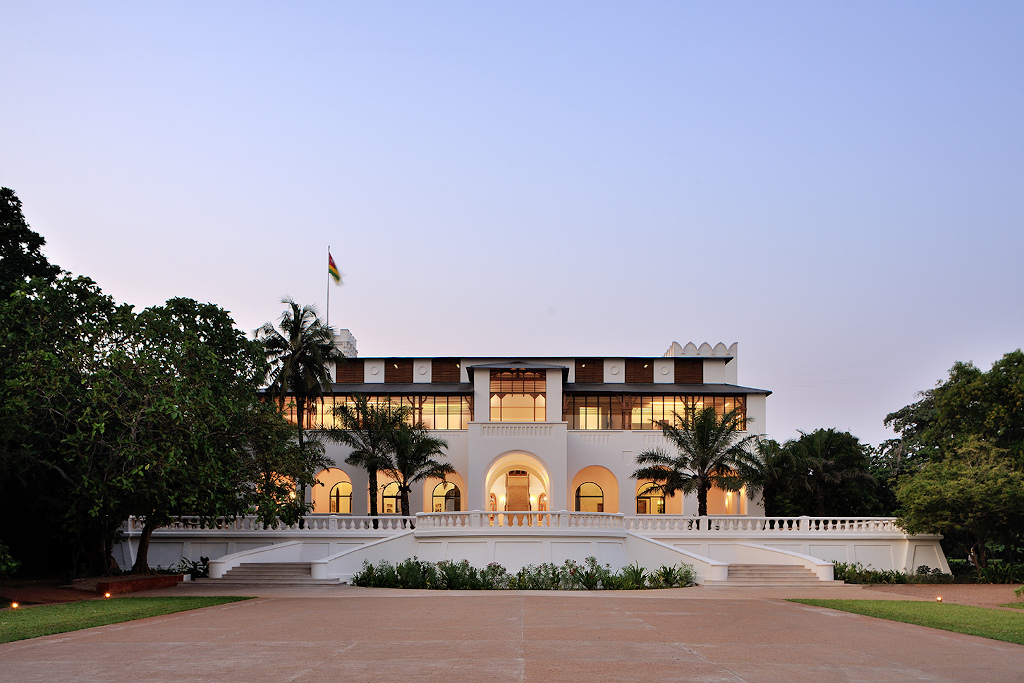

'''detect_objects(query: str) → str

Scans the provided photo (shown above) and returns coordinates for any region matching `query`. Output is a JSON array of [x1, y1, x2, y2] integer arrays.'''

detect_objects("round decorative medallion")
[[370, 366, 380, 375], [610, 365, 619, 375], [418, 365, 427, 375], [660, 366, 669, 375]]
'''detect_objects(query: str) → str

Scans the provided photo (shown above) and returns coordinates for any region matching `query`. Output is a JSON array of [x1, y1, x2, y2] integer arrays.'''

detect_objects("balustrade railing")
[[623, 516, 903, 533], [126, 515, 417, 533], [414, 511, 625, 530], [127, 514, 903, 535]]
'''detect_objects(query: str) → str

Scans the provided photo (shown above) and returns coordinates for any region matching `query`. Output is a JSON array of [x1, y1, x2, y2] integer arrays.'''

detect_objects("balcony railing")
[[415, 511, 624, 530], [624, 516, 903, 533], [126, 514, 904, 535]]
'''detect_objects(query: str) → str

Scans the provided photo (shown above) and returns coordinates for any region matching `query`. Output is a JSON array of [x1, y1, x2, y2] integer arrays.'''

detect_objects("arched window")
[[636, 483, 665, 514], [382, 482, 401, 514], [329, 481, 352, 514], [537, 493, 548, 512], [575, 482, 604, 513], [432, 482, 461, 512]]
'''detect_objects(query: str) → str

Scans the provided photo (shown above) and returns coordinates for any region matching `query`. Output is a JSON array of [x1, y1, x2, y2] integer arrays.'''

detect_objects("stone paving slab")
[[2, 585, 1022, 682]]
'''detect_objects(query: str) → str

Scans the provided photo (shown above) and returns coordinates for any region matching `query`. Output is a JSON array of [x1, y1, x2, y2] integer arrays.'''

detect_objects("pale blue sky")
[[2, 2, 1022, 447]]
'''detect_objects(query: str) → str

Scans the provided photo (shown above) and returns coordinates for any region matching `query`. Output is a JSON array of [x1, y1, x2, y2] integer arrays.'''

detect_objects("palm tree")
[[383, 423, 453, 519], [632, 405, 756, 516], [787, 428, 876, 516], [257, 298, 341, 454], [733, 437, 794, 517], [328, 395, 409, 520]]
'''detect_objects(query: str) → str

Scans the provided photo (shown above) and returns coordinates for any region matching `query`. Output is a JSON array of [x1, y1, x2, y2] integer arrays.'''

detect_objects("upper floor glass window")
[[564, 394, 746, 430], [490, 370, 546, 422]]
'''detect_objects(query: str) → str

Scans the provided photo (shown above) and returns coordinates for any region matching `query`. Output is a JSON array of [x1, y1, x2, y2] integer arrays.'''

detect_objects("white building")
[[117, 341, 950, 585], [309, 342, 765, 519]]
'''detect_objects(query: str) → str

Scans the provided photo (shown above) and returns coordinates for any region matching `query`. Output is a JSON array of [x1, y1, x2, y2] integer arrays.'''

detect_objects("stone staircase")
[[703, 564, 843, 587], [205, 562, 341, 586]]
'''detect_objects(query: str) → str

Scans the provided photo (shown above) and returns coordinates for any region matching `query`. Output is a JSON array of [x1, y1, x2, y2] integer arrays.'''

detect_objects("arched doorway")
[[570, 465, 619, 513], [381, 481, 401, 515], [432, 482, 461, 512], [312, 468, 353, 514], [484, 452, 550, 512]]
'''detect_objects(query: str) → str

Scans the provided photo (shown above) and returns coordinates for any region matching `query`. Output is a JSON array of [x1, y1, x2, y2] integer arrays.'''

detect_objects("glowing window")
[[636, 483, 665, 515], [329, 481, 352, 514], [382, 482, 401, 515], [490, 370, 546, 422], [432, 482, 461, 512], [575, 482, 604, 513]]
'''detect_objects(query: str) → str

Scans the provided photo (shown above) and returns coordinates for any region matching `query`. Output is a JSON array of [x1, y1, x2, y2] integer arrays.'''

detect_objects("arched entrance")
[[484, 452, 550, 512], [312, 468, 353, 514]]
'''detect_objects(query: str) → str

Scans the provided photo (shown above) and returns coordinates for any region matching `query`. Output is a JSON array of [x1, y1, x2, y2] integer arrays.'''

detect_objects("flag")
[[328, 253, 343, 285]]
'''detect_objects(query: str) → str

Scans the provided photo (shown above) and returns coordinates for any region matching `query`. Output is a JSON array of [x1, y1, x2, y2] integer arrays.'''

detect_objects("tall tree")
[[0, 279, 323, 574], [632, 405, 755, 516], [896, 439, 1024, 568], [885, 350, 1024, 466], [0, 187, 60, 297], [733, 438, 794, 517], [328, 395, 409, 519], [257, 298, 342, 454], [780, 429, 877, 516], [383, 424, 453, 518]]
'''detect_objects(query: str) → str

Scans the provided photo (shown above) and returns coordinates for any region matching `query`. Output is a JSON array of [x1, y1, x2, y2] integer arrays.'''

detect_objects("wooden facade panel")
[[432, 358, 461, 383], [574, 359, 603, 383], [674, 358, 703, 384], [625, 359, 654, 383], [335, 359, 364, 383], [385, 358, 414, 383]]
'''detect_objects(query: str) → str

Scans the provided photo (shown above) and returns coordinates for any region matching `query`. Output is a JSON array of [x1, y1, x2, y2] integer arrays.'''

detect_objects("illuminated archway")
[[484, 452, 550, 512], [312, 468, 353, 514], [570, 465, 619, 513], [422, 471, 468, 513]]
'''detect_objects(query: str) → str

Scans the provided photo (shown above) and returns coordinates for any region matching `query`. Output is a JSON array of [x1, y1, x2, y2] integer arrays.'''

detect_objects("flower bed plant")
[[832, 561, 953, 584], [350, 556, 696, 590]]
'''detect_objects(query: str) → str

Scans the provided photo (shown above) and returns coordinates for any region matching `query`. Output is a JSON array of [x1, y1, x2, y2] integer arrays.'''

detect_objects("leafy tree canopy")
[[896, 439, 1024, 568], [0, 277, 322, 574], [884, 350, 1024, 466], [0, 187, 60, 296], [773, 428, 878, 517]]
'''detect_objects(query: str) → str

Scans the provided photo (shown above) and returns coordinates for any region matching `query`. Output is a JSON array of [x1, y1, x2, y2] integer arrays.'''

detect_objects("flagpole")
[[326, 245, 330, 328]]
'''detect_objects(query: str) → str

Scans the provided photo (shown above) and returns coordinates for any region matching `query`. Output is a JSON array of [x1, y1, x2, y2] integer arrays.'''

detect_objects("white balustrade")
[[623, 516, 903, 534], [129, 513, 904, 536], [126, 515, 417, 534]]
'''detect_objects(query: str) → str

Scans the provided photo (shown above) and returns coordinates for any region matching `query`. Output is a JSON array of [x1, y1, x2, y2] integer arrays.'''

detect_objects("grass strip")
[[789, 599, 1024, 646], [0, 596, 251, 644]]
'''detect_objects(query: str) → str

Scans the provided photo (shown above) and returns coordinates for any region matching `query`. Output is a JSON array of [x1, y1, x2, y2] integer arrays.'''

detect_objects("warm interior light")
[[530, 495, 536, 503], [936, 596, 942, 602], [104, 592, 111, 599], [499, 496, 506, 503], [11, 602, 18, 609], [288, 491, 297, 499]]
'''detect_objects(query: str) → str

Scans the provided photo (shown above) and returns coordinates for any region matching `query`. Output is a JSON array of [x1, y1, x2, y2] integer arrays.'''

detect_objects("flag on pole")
[[328, 252, 343, 285]]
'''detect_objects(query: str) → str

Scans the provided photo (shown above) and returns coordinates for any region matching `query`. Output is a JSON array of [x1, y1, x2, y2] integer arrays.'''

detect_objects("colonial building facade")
[[307, 341, 768, 520], [116, 337, 950, 584]]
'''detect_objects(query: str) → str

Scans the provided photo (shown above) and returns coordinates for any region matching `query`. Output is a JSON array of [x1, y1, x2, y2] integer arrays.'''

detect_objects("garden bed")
[[95, 574, 183, 595]]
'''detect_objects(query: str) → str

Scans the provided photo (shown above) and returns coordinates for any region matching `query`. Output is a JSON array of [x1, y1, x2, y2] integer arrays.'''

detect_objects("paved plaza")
[[2, 584, 1023, 682]]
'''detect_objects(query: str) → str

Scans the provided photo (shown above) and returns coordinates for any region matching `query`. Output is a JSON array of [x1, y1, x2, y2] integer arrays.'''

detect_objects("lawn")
[[789, 599, 1024, 646], [0, 596, 251, 644]]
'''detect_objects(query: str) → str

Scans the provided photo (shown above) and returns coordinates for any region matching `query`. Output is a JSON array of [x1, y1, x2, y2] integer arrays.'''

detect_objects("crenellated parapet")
[[662, 341, 738, 358]]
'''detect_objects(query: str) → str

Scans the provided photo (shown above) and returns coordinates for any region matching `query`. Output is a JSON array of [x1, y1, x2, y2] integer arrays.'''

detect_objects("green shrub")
[[0, 542, 20, 581], [616, 562, 647, 589], [351, 557, 696, 590], [976, 561, 1024, 584], [832, 561, 952, 584]]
